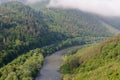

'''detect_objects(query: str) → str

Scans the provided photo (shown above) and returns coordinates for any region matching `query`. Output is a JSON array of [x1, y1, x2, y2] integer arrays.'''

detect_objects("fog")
[[1, 0, 120, 16], [26, 0, 43, 4], [48, 0, 120, 16], [28, 0, 120, 16]]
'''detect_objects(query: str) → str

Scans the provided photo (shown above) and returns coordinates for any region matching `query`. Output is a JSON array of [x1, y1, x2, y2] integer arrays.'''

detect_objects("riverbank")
[[35, 46, 81, 80]]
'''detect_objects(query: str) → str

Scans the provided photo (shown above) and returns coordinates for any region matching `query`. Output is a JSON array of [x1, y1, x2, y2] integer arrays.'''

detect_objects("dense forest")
[[0, 49, 43, 80], [31, 0, 120, 35], [0, 1, 112, 67], [0, 1, 120, 80], [0, 1, 68, 67]]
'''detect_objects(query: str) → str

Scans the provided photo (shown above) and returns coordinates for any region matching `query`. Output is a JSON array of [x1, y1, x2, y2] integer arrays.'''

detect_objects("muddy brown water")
[[35, 46, 81, 80]]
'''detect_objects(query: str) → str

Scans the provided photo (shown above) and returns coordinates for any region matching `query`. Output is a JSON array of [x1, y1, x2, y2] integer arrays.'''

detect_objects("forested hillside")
[[0, 48, 44, 80], [61, 34, 120, 80], [36, 8, 113, 37], [31, 0, 120, 36], [0, 1, 68, 67], [0, 1, 113, 67], [0, 1, 120, 80]]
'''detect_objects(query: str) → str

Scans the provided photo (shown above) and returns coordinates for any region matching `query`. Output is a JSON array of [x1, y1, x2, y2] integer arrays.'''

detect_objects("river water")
[[35, 46, 81, 80]]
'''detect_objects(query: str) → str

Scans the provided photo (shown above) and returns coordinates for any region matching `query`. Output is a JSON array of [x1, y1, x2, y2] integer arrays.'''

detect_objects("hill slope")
[[37, 8, 113, 37], [61, 34, 120, 80], [0, 1, 68, 67], [30, 1, 120, 36], [100, 16, 120, 30], [0, 1, 114, 67], [0, 1, 120, 80]]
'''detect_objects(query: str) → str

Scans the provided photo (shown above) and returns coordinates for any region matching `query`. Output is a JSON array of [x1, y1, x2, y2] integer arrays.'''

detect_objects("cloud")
[[48, 0, 120, 16], [26, 0, 43, 4], [1, 0, 119, 16]]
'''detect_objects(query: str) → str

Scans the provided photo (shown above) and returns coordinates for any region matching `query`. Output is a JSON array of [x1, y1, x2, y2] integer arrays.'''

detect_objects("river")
[[35, 46, 81, 80]]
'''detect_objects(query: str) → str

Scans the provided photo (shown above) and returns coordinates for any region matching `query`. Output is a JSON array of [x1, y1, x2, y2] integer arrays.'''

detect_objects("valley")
[[0, 1, 120, 80]]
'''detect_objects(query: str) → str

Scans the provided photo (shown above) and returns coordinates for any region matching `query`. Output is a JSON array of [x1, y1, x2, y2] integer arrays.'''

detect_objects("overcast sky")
[[47, 0, 120, 16], [26, 0, 43, 4], [1, 0, 120, 16]]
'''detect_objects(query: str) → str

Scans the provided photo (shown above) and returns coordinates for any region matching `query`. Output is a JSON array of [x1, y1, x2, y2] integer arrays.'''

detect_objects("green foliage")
[[38, 8, 112, 37], [0, 48, 44, 80], [0, 1, 67, 67], [61, 35, 120, 80], [0, 1, 118, 80], [0, 40, 83, 80], [0, 1, 113, 68]]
